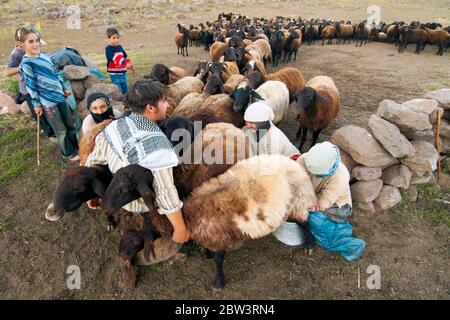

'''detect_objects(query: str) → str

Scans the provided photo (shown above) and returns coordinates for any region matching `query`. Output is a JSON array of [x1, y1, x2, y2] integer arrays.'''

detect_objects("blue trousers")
[[110, 73, 129, 94], [308, 211, 366, 261], [43, 102, 79, 158]]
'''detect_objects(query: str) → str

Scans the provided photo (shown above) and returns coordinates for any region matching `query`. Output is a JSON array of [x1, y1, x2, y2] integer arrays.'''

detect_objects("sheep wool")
[[183, 154, 317, 251]]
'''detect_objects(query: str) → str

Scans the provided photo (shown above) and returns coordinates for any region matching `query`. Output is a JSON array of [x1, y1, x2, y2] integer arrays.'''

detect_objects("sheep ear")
[[251, 90, 264, 101], [92, 178, 106, 197], [222, 63, 228, 70], [137, 182, 156, 208], [314, 91, 331, 106]]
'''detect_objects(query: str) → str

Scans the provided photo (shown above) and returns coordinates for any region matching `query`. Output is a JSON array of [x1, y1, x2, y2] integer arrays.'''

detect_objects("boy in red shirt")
[[105, 28, 135, 94]]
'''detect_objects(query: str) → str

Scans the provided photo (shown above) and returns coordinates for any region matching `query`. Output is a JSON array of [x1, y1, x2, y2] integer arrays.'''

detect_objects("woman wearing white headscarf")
[[242, 101, 300, 158], [298, 141, 365, 261]]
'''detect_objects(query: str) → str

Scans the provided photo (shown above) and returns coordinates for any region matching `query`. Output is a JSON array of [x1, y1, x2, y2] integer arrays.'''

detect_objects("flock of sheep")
[[47, 12, 448, 290], [176, 13, 450, 56]]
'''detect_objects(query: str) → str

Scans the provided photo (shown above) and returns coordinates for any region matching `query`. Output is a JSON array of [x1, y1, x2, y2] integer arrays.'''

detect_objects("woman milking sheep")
[[82, 93, 122, 135], [299, 141, 366, 261], [242, 101, 301, 159]]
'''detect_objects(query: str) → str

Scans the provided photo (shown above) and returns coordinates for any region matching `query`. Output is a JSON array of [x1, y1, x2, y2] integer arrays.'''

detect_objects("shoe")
[[68, 154, 80, 162], [48, 137, 58, 143]]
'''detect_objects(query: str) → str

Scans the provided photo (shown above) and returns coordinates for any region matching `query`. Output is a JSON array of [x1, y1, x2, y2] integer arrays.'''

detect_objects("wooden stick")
[[436, 111, 441, 182], [37, 113, 40, 166]]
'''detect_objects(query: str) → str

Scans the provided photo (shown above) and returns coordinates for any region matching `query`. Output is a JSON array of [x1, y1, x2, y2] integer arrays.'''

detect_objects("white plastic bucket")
[[272, 221, 306, 246]]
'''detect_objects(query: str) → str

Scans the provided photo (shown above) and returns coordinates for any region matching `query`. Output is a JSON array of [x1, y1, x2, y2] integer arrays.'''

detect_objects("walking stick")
[[436, 111, 441, 182], [37, 113, 40, 166]]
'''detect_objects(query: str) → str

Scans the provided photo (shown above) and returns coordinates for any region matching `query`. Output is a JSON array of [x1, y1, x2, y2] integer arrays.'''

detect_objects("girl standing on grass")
[[4, 26, 55, 140], [18, 27, 80, 161]]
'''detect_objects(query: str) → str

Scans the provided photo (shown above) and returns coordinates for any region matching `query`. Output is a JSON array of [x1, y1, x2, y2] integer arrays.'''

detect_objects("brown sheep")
[[203, 74, 225, 95], [79, 120, 113, 166], [103, 154, 317, 289], [398, 25, 428, 54], [167, 76, 204, 105], [336, 23, 353, 44], [175, 26, 190, 57], [189, 94, 245, 129], [292, 75, 340, 151], [173, 122, 250, 198], [321, 25, 336, 45], [168, 66, 188, 84], [245, 39, 272, 67], [172, 93, 208, 119], [241, 58, 267, 75], [265, 67, 306, 99], [283, 30, 302, 62], [423, 28, 450, 55], [210, 42, 228, 61], [223, 74, 245, 94], [222, 61, 240, 82]]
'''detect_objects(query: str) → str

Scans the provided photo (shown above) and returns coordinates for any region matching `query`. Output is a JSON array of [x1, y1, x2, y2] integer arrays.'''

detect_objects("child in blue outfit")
[[105, 28, 135, 94], [18, 27, 80, 161]]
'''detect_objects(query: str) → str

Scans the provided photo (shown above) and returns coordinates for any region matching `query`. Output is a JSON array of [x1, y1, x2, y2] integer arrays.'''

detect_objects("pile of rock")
[[332, 89, 449, 212], [63, 65, 125, 119]]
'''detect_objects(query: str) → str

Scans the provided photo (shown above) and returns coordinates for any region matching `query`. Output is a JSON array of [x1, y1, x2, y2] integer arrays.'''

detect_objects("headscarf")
[[87, 93, 115, 124], [303, 141, 341, 177], [244, 102, 274, 141]]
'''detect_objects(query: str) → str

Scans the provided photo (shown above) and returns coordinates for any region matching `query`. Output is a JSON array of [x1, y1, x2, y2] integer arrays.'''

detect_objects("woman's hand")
[[64, 89, 72, 97], [172, 227, 191, 243], [34, 106, 43, 116], [311, 204, 320, 212]]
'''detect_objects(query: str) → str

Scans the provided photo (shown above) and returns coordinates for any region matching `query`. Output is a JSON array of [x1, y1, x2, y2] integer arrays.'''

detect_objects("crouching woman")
[[299, 141, 365, 261]]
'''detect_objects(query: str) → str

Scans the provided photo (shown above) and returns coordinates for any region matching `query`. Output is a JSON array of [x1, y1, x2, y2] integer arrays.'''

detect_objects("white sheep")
[[168, 76, 204, 106], [231, 80, 290, 124]]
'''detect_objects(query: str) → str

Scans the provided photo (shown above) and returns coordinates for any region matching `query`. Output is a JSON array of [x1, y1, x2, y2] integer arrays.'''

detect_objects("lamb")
[[205, 61, 239, 83], [210, 42, 228, 61], [230, 80, 290, 124], [167, 76, 204, 106], [102, 154, 318, 290], [265, 67, 305, 99], [245, 39, 272, 67], [292, 75, 340, 151], [175, 26, 190, 57]]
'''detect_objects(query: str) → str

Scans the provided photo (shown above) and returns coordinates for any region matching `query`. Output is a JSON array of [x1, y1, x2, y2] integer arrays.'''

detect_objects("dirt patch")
[[0, 1, 449, 299]]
